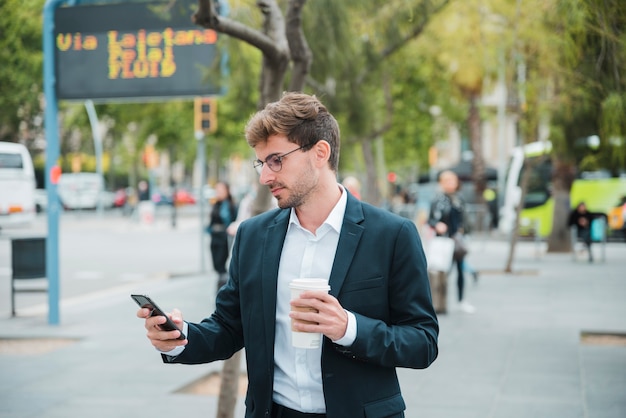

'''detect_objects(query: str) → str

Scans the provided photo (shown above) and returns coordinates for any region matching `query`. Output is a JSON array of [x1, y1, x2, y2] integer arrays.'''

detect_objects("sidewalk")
[[401, 237, 626, 418], [0, 238, 625, 418]]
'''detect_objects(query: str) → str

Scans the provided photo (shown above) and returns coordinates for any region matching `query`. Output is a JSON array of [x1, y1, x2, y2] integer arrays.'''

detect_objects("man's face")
[[440, 173, 458, 194], [255, 135, 318, 209]]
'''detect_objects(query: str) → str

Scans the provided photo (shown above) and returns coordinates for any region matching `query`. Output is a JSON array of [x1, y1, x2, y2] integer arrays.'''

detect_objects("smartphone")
[[131, 294, 186, 340]]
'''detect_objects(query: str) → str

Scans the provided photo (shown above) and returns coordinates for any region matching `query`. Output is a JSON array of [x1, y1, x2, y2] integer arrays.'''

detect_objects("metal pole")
[[84, 99, 104, 216], [196, 131, 207, 273], [43, 0, 67, 325]]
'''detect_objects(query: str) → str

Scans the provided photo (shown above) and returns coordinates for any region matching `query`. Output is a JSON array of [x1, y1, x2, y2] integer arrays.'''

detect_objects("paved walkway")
[[0, 237, 624, 418]]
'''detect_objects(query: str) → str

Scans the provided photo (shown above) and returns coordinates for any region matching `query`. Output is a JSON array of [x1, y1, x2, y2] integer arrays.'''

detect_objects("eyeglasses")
[[253, 145, 307, 173]]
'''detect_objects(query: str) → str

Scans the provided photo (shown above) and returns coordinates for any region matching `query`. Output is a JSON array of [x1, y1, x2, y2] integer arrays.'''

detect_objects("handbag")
[[590, 217, 605, 242], [426, 236, 455, 272], [452, 232, 468, 261]]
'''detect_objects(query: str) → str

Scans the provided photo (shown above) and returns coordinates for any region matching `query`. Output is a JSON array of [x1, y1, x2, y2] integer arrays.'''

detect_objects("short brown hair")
[[244, 92, 340, 172]]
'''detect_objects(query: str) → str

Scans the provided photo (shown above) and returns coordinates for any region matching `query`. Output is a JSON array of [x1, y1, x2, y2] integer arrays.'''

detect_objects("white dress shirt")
[[272, 186, 355, 413]]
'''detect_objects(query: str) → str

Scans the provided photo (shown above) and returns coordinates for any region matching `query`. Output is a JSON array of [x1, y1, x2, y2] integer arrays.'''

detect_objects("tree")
[[412, 0, 517, 203], [0, 0, 45, 145], [546, 0, 626, 251]]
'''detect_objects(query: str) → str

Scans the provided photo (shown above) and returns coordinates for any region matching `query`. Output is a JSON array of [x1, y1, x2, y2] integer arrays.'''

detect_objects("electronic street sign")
[[54, 0, 220, 101]]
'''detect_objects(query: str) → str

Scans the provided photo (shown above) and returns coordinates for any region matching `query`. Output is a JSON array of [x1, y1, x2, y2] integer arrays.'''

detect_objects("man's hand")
[[137, 307, 187, 352], [290, 292, 348, 342]]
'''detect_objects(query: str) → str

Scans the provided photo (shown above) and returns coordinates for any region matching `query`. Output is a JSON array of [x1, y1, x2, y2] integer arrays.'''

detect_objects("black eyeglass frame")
[[252, 144, 309, 173]]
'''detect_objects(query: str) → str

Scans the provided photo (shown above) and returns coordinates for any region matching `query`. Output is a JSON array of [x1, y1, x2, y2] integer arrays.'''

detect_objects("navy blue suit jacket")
[[166, 193, 439, 418]]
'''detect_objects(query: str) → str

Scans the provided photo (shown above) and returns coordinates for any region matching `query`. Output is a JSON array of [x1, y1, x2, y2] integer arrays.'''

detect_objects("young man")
[[137, 92, 439, 418]]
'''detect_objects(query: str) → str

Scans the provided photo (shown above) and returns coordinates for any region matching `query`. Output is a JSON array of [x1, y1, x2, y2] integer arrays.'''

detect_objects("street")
[[0, 206, 210, 317]]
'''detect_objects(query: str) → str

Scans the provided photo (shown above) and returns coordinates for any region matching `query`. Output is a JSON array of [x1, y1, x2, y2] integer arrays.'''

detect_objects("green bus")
[[499, 141, 626, 238]]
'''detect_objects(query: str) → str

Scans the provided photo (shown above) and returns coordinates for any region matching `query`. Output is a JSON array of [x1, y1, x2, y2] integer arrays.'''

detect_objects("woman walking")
[[208, 181, 237, 289]]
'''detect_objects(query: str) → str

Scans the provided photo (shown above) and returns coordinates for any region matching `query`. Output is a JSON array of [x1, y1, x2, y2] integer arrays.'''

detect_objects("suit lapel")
[[257, 198, 364, 344], [329, 195, 365, 298], [261, 209, 290, 354]]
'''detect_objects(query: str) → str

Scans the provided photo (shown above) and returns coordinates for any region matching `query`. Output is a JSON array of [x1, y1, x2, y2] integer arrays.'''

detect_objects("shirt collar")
[[289, 184, 347, 234]]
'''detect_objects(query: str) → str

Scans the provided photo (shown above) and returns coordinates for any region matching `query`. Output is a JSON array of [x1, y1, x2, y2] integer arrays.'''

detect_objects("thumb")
[[170, 308, 184, 326]]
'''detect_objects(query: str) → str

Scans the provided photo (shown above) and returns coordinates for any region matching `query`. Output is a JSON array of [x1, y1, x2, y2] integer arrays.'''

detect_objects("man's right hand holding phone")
[[137, 308, 188, 352]]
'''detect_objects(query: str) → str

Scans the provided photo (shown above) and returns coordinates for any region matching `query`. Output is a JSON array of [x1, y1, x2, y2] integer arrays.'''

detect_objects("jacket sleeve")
[[338, 218, 439, 370], [427, 194, 442, 229]]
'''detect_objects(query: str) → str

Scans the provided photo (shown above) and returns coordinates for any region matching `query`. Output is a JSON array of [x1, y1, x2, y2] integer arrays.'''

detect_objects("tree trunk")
[[504, 156, 530, 273], [361, 139, 381, 205], [546, 159, 576, 252], [216, 351, 242, 418], [467, 92, 487, 202]]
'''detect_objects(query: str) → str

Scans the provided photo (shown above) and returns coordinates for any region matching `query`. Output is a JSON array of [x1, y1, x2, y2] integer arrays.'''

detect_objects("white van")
[[57, 172, 112, 210], [0, 142, 37, 228]]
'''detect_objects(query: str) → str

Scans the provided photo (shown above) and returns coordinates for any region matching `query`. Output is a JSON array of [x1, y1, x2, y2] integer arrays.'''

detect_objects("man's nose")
[[258, 165, 274, 185]]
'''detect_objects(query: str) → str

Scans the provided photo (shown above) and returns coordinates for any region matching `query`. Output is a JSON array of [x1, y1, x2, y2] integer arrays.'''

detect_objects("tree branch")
[[286, 0, 312, 92], [193, 0, 287, 61], [357, 0, 451, 84]]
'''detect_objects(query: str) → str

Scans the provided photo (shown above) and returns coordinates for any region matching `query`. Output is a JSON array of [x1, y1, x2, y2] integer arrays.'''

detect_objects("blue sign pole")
[[43, 0, 66, 325]]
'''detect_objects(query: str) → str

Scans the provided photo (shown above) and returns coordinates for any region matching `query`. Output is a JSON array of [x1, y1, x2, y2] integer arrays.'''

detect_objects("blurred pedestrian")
[[463, 259, 479, 283], [568, 201, 600, 262], [136, 92, 438, 418], [226, 184, 277, 238], [428, 170, 475, 313], [137, 180, 150, 201], [208, 181, 237, 288], [483, 187, 498, 229], [136, 180, 155, 225]]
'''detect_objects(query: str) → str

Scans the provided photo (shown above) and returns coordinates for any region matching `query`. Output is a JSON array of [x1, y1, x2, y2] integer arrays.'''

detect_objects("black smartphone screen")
[[131, 294, 186, 340]]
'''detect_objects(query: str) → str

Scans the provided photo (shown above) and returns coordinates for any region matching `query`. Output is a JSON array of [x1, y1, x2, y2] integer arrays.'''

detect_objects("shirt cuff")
[[332, 310, 357, 346], [157, 321, 189, 357]]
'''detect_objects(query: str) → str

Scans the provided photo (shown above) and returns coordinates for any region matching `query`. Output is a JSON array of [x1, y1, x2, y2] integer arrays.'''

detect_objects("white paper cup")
[[289, 278, 330, 349]]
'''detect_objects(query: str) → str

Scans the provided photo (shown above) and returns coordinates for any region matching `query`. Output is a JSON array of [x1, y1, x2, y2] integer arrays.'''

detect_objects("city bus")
[[0, 142, 37, 229], [499, 140, 626, 237]]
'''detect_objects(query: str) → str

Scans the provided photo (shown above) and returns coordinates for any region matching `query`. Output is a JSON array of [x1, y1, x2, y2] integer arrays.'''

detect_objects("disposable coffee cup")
[[289, 278, 330, 349]]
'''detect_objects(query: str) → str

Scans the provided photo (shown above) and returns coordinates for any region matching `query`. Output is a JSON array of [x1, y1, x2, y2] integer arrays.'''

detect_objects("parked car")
[[113, 188, 131, 208], [173, 188, 196, 205], [57, 173, 114, 210], [150, 189, 172, 206]]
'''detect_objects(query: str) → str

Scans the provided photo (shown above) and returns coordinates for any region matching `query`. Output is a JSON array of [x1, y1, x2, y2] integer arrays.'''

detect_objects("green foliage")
[[304, 0, 451, 180], [0, 0, 45, 142], [15, 0, 625, 191], [601, 93, 626, 169], [550, 0, 626, 174]]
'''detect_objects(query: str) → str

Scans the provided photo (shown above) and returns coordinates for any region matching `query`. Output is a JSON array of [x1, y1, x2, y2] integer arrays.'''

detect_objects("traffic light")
[[194, 97, 217, 135]]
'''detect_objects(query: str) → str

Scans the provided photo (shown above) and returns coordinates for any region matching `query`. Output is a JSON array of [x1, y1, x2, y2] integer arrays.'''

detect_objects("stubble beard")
[[272, 162, 317, 209]]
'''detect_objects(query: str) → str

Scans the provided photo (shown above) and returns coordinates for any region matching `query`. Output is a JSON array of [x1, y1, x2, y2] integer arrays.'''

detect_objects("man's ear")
[[312, 140, 331, 166]]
